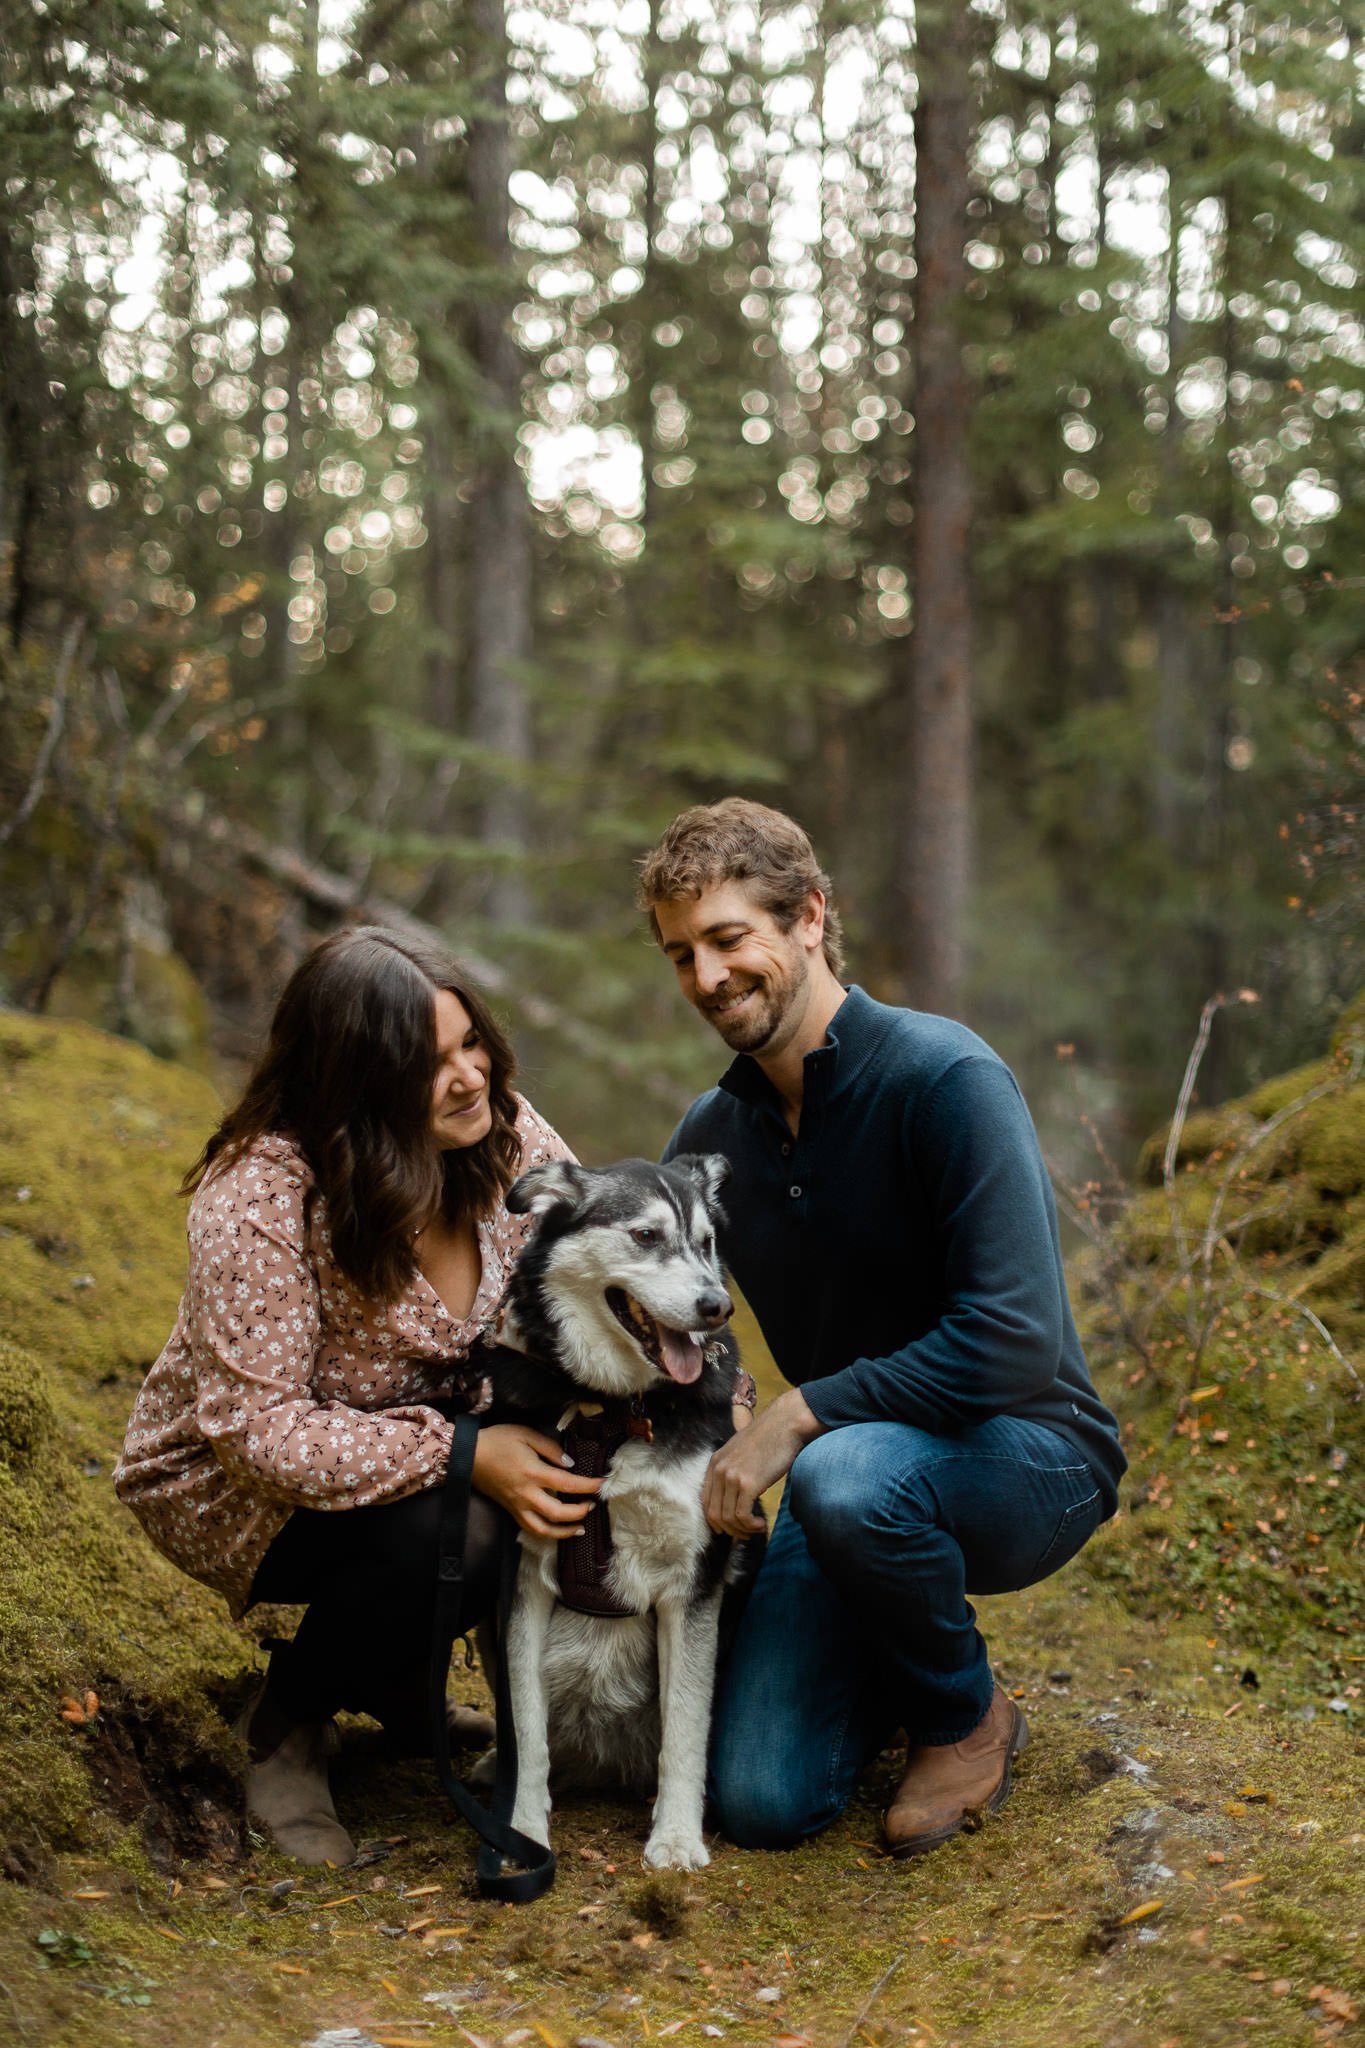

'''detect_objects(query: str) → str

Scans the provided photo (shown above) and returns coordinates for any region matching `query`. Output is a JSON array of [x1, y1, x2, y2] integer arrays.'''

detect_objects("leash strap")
[[430, 1412, 557, 1903]]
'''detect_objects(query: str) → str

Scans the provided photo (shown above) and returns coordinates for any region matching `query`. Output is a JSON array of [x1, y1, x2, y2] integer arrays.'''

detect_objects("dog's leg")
[[643, 1591, 721, 1870], [505, 1551, 557, 1849]]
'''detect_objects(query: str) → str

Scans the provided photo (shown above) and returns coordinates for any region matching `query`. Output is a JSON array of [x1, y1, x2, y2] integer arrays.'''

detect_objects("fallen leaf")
[[69, 1889, 111, 1900], [457, 2032, 494, 2048], [1220, 1875, 1266, 1892], [532, 2027, 564, 2048], [402, 1883, 443, 1898], [58, 1696, 87, 1726], [1206, 1852, 1226, 1866], [421, 1926, 469, 1943], [153, 1926, 185, 1942], [775, 2036, 813, 2048], [405, 1914, 434, 1933], [1116, 1900, 1163, 1926], [1309, 1987, 1360, 2022], [318, 1893, 361, 1908], [275, 1962, 307, 1975], [83, 1690, 99, 1718], [201, 1876, 230, 1891], [1190, 1386, 1223, 1403], [630, 1931, 655, 1949], [1270, 1979, 1291, 1996], [380, 1977, 400, 1994]]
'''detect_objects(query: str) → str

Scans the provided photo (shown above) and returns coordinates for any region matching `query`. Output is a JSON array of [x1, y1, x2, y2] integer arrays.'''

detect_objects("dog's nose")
[[695, 1289, 733, 1328]]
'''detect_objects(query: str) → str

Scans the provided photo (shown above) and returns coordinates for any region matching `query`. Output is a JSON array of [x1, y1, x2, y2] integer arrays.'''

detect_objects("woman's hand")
[[470, 1423, 602, 1540]]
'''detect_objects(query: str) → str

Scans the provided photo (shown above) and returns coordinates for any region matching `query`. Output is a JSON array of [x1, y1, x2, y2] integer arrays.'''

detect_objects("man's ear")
[[670, 1152, 731, 1212], [507, 1160, 592, 1218], [798, 886, 826, 954]]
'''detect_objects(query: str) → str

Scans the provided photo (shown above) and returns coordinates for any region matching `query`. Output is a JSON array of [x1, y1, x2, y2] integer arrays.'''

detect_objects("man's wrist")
[[777, 1386, 826, 1445]]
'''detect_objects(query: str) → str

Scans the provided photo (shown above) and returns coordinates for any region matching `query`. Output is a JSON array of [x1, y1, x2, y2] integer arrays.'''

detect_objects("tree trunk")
[[899, 0, 976, 1016], [465, 0, 532, 928]]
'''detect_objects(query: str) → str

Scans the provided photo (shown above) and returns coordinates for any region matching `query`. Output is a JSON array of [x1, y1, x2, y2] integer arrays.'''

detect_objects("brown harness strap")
[[555, 1401, 652, 1620]]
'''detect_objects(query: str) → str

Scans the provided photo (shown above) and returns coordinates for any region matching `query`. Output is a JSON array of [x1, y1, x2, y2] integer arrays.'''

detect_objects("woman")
[[114, 926, 601, 1866]]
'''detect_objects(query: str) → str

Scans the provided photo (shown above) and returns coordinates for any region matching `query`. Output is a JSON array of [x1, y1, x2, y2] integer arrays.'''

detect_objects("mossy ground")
[[1, 1010, 1362, 2048]]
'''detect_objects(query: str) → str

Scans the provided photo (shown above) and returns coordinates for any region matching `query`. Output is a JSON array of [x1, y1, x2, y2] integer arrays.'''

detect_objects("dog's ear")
[[507, 1160, 592, 1218], [670, 1151, 731, 1211]]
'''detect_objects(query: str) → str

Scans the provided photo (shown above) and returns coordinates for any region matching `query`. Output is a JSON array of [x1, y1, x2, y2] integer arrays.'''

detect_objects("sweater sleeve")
[[187, 1156, 453, 1509], [800, 1056, 1068, 1432]]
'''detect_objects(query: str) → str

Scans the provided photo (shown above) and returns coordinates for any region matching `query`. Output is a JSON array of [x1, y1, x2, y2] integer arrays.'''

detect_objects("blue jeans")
[[710, 1415, 1106, 1848]]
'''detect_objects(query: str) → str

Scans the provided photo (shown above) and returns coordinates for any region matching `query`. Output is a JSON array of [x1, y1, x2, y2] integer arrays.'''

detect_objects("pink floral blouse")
[[113, 1097, 573, 1616]]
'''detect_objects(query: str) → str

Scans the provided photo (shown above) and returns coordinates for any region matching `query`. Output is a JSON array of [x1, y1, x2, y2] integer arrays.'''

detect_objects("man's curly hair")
[[636, 797, 845, 976]]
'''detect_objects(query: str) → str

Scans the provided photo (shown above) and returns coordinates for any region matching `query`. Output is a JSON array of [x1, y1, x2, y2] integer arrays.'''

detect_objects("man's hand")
[[702, 1387, 825, 1536]]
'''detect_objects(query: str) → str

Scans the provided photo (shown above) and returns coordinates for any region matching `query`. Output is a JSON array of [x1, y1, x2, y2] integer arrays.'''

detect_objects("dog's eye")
[[630, 1226, 661, 1248]]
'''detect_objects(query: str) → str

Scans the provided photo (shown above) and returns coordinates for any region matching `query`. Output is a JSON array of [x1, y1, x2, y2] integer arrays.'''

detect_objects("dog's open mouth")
[[606, 1289, 704, 1384]]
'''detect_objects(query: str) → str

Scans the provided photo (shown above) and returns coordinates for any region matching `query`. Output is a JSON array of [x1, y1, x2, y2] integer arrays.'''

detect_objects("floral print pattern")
[[113, 1097, 573, 1616]]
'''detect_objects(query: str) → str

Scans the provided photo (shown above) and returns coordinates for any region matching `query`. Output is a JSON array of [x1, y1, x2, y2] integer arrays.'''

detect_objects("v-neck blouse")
[[113, 1096, 573, 1616]]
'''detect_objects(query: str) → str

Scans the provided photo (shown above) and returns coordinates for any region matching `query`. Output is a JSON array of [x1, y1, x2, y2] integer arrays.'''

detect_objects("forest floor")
[[1, 1009, 1362, 2048]]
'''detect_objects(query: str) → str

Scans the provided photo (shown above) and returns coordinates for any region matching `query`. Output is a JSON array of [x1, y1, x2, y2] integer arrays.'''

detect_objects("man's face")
[[654, 879, 820, 1057]]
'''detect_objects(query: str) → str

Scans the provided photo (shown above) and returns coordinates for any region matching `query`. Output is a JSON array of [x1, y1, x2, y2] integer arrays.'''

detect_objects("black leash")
[[429, 1412, 556, 1903]]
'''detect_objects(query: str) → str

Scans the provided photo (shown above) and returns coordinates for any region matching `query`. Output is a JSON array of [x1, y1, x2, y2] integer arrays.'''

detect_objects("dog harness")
[[555, 1399, 654, 1620]]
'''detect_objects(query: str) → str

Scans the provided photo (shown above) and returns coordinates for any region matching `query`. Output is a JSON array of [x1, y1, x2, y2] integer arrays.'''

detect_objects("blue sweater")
[[664, 986, 1126, 1508]]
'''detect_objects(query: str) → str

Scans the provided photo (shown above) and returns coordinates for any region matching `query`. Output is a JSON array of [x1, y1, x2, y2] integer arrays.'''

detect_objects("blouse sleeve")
[[187, 1151, 453, 1510]]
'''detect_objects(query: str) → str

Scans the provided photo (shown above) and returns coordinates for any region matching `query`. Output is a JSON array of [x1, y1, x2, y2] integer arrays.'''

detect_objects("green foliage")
[[1, 0, 1361, 1151]]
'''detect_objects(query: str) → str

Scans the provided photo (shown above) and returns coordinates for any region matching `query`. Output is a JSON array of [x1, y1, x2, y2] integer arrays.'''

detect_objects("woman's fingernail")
[[561, 1455, 575, 1467]]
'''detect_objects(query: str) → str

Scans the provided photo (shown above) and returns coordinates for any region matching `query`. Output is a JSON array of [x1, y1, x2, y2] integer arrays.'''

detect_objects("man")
[[638, 798, 1126, 1856]]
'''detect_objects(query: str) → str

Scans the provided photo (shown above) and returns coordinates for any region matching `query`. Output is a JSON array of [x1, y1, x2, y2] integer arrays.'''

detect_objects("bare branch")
[[0, 617, 81, 850]]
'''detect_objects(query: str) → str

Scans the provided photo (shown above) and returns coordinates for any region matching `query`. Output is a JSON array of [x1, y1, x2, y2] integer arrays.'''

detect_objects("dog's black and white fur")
[[486, 1153, 762, 1871]]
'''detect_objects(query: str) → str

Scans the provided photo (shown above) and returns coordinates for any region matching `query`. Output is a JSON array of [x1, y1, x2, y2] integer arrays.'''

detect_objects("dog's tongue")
[[659, 1326, 704, 1384]]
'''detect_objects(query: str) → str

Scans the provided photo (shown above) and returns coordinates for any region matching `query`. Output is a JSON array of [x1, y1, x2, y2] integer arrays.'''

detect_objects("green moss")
[[0, 1337, 57, 1473], [0, 1015, 249, 1858], [0, 1011, 1363, 2046]]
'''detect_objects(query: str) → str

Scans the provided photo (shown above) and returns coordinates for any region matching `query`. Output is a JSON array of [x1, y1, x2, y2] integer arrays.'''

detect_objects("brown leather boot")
[[884, 1685, 1028, 1858]]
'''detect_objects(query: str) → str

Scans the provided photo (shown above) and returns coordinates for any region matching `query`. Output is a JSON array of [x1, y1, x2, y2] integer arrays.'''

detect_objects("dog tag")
[[627, 1411, 655, 1443]]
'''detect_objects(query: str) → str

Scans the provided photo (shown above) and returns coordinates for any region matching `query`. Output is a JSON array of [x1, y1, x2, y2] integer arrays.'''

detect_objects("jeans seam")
[[1035, 1487, 1102, 1576], [825, 1705, 855, 1817]]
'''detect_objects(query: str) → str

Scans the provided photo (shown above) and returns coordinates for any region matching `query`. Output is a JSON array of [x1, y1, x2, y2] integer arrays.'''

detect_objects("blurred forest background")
[[1, 0, 1361, 1168]]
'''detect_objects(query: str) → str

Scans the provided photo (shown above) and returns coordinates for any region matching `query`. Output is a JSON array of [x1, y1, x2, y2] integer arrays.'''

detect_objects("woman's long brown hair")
[[182, 927, 522, 1302]]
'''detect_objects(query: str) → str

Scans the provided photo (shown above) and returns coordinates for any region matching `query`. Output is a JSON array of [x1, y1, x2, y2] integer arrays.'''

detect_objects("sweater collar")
[[716, 984, 889, 1110]]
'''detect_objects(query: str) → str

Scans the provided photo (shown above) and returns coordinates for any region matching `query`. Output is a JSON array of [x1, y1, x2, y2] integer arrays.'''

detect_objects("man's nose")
[[693, 949, 730, 996]]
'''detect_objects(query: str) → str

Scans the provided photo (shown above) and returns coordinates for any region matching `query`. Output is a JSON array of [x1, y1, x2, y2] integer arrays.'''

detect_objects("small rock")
[[756, 1987, 781, 2002]]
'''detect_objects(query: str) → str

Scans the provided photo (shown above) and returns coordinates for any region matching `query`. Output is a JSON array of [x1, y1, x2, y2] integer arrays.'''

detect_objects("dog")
[[483, 1153, 763, 1871]]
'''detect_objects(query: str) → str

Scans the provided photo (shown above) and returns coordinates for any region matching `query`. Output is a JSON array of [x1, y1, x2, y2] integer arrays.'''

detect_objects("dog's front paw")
[[642, 1829, 710, 1871], [466, 1747, 497, 1788]]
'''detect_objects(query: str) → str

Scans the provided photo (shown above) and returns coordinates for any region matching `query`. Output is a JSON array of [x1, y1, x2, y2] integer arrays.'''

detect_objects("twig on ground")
[[0, 1975, 30, 2038], [844, 1950, 903, 2045]]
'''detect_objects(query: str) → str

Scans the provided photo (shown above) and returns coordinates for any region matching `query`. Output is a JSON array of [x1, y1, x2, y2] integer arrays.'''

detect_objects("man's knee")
[[786, 1426, 935, 1566], [709, 1723, 845, 1850]]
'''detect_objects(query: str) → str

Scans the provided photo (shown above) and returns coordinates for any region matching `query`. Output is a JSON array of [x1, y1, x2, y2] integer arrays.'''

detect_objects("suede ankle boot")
[[234, 1694, 355, 1867]]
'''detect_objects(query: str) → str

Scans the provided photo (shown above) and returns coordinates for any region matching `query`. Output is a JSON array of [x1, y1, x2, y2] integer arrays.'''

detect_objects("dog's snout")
[[696, 1289, 733, 1328]]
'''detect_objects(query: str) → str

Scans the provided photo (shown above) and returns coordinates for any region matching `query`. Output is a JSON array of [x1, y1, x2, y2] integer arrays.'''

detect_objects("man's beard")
[[701, 954, 807, 1053]]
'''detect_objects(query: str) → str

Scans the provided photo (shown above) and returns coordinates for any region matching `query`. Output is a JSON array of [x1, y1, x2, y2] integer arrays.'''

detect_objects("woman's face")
[[429, 988, 494, 1150]]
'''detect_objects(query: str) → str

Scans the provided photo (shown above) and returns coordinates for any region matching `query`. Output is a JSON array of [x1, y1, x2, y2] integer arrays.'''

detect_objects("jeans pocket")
[[1032, 1483, 1103, 1581]]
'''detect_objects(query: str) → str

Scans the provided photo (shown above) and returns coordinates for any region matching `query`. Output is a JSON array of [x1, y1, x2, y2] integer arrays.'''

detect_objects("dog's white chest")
[[597, 1442, 713, 1611]]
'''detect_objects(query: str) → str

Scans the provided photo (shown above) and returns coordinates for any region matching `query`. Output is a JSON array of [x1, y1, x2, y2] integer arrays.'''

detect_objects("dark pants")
[[710, 1416, 1107, 1847], [249, 1486, 505, 1750]]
